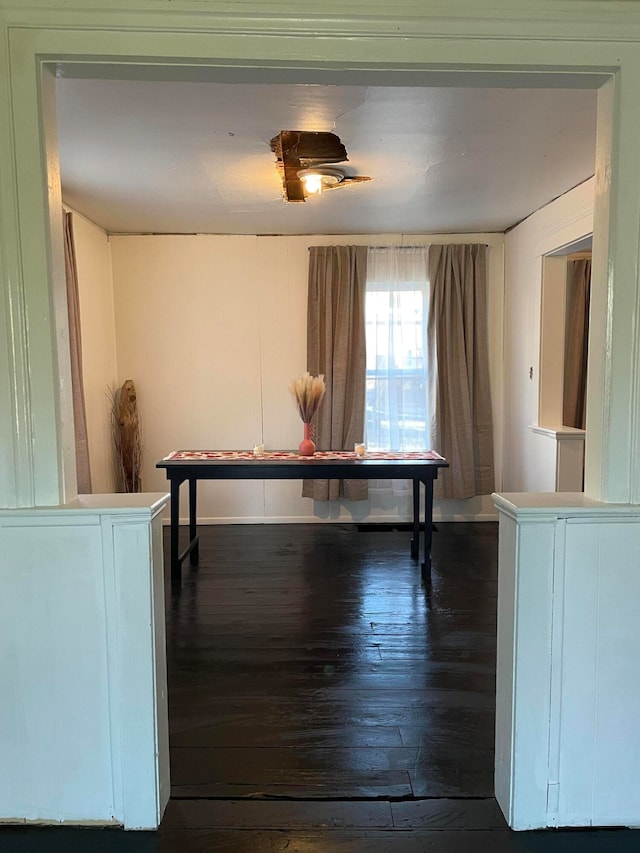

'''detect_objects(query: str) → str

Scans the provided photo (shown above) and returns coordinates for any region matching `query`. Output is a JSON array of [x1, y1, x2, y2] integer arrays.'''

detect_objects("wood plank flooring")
[[2, 521, 639, 851], [166, 522, 497, 803]]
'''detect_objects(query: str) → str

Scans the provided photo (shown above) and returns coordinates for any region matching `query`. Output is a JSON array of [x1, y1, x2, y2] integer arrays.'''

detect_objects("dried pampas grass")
[[289, 372, 326, 423]]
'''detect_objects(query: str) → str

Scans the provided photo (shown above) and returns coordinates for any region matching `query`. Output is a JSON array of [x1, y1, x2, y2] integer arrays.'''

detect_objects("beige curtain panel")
[[303, 245, 368, 501], [64, 211, 92, 494], [428, 244, 494, 499], [563, 258, 591, 430]]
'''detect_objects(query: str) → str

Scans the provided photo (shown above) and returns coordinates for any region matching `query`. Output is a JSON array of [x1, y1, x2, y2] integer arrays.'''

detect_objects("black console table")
[[157, 450, 448, 586]]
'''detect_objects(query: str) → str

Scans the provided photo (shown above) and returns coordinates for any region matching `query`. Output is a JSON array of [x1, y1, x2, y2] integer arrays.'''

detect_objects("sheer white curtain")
[[365, 245, 430, 498], [365, 243, 493, 503]]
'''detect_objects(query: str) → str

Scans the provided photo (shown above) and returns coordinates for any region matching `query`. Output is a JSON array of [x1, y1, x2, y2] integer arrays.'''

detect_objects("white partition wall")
[[0, 495, 170, 829], [493, 493, 640, 829], [527, 426, 585, 492], [503, 179, 594, 494]]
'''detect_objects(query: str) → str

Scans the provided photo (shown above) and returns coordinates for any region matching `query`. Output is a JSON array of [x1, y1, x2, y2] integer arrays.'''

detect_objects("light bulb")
[[297, 167, 343, 197], [302, 173, 323, 194]]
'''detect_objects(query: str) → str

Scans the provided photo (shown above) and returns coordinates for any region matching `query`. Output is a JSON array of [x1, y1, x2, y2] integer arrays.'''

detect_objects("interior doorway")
[[563, 251, 592, 431], [43, 63, 602, 800], [7, 23, 612, 824], [539, 237, 592, 491]]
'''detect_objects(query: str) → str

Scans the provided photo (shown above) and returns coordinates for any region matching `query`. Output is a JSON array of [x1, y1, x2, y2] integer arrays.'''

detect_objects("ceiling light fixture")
[[297, 167, 344, 195], [271, 132, 371, 202]]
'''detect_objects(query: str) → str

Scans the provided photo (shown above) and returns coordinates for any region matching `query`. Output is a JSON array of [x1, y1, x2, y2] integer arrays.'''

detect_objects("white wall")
[[503, 179, 594, 492], [71, 211, 118, 493], [109, 232, 504, 523]]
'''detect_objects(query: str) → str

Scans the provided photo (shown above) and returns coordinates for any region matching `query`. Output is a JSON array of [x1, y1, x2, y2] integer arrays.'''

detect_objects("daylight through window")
[[365, 247, 430, 451]]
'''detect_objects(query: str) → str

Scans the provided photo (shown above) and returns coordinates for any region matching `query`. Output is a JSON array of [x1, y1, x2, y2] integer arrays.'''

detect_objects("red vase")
[[298, 422, 316, 456]]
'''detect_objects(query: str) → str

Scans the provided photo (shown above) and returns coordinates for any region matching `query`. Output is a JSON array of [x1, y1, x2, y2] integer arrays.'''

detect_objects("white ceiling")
[[55, 78, 597, 236]]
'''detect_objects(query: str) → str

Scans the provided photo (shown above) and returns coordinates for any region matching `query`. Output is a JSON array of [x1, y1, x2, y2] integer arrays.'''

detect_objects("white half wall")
[[109, 232, 504, 523], [0, 494, 170, 829], [503, 178, 594, 492], [493, 492, 640, 830], [70, 210, 118, 493]]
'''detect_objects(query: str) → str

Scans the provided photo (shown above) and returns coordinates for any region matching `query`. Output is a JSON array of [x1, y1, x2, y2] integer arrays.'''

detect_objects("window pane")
[[365, 286, 429, 451]]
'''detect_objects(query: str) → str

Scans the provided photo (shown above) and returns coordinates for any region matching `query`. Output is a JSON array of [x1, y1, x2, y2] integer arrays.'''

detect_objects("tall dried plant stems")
[[108, 380, 143, 493], [289, 372, 326, 422]]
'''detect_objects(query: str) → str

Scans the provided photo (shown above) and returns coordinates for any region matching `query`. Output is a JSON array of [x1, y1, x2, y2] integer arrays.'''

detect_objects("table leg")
[[189, 477, 199, 565], [411, 479, 420, 559], [170, 477, 181, 585], [422, 477, 434, 584]]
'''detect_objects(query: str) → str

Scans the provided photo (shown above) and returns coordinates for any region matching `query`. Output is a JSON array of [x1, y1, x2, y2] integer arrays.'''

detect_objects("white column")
[[0, 46, 74, 507], [586, 66, 640, 503]]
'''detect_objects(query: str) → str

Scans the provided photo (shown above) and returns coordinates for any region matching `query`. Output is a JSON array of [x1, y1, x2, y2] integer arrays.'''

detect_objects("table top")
[[157, 449, 448, 480], [161, 450, 445, 463]]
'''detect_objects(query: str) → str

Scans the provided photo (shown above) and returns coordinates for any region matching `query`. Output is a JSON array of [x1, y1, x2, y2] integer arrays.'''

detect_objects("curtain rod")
[[307, 242, 489, 249]]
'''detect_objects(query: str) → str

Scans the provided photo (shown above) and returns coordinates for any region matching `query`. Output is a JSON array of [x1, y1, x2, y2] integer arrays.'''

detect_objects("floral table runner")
[[164, 450, 445, 462]]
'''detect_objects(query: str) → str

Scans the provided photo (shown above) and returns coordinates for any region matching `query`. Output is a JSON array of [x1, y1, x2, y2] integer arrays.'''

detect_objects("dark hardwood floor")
[[167, 522, 497, 803], [2, 521, 639, 851]]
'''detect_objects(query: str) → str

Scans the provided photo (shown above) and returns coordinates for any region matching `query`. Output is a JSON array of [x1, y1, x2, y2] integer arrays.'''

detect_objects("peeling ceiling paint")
[[55, 78, 597, 235]]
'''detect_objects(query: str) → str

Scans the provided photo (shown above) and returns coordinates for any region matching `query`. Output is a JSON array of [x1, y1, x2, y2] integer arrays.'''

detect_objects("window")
[[365, 247, 430, 451]]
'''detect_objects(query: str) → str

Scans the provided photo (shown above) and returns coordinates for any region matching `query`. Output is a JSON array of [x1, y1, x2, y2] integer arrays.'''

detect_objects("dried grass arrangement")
[[289, 372, 326, 423], [109, 379, 143, 492]]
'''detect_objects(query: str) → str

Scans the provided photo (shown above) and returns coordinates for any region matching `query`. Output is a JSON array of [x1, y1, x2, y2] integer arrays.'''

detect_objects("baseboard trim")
[[162, 512, 498, 526]]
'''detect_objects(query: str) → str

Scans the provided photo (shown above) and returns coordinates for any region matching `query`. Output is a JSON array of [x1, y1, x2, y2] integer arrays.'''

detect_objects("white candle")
[[354, 443, 366, 457], [253, 443, 265, 456]]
